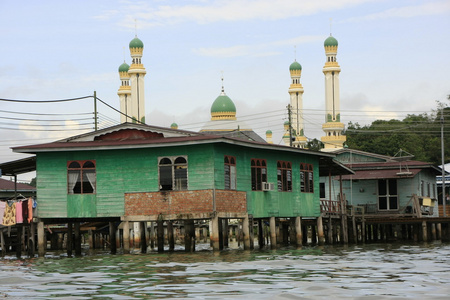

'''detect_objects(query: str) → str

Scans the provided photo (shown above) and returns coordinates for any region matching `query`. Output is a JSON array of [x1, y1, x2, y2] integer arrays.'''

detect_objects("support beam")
[[110, 222, 118, 254], [167, 221, 175, 251], [317, 216, 325, 245], [269, 217, 276, 249], [67, 222, 73, 257], [139, 222, 146, 253], [123, 221, 130, 254], [74, 222, 81, 256], [210, 214, 220, 251], [295, 216, 302, 247], [243, 214, 250, 250], [37, 221, 45, 257], [157, 219, 164, 253], [422, 221, 428, 242]]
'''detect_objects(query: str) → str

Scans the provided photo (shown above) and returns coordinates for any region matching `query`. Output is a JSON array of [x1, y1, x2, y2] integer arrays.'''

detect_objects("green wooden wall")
[[36, 142, 321, 219]]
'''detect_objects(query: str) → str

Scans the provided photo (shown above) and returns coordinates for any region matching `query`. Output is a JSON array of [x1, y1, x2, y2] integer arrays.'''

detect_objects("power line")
[[0, 96, 92, 103]]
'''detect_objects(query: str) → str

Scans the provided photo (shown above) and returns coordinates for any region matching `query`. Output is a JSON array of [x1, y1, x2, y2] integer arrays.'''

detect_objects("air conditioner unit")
[[262, 182, 274, 191]]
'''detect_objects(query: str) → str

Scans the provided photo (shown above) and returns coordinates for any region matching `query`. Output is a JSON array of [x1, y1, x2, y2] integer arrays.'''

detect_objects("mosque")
[[116, 35, 346, 151]]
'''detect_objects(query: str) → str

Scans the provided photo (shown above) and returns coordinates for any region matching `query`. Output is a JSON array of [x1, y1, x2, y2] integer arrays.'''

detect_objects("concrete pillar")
[[436, 223, 442, 240], [88, 229, 94, 250], [269, 217, 276, 249], [139, 222, 146, 253], [223, 219, 229, 248], [295, 216, 302, 247], [16, 225, 22, 259], [317, 216, 325, 245], [210, 214, 220, 251], [123, 221, 130, 254], [258, 219, 265, 248]]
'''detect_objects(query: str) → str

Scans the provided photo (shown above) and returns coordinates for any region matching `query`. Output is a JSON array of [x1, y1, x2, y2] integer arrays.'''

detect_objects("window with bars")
[[277, 161, 292, 192], [300, 163, 314, 193], [251, 158, 267, 191], [67, 160, 96, 194], [224, 155, 236, 190]]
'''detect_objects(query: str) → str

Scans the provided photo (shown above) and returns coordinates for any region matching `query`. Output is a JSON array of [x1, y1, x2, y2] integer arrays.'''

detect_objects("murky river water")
[[1, 242, 449, 299]]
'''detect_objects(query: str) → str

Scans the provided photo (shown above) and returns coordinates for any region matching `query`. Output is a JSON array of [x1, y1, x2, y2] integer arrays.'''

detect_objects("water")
[[1, 242, 450, 299]]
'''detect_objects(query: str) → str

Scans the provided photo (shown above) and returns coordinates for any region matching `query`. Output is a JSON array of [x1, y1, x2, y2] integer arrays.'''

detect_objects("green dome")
[[170, 122, 178, 128], [118, 62, 130, 72], [289, 61, 302, 71], [284, 121, 290, 125], [324, 36, 338, 47], [266, 130, 272, 134], [129, 37, 144, 48], [211, 94, 236, 113]]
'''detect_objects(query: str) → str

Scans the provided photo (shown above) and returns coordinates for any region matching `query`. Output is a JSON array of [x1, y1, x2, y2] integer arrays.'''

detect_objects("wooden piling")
[[243, 214, 250, 250], [167, 221, 175, 251], [74, 222, 81, 256], [157, 219, 164, 253], [37, 221, 45, 257], [110, 222, 117, 254], [317, 216, 325, 245], [123, 221, 130, 254], [295, 216, 302, 247], [269, 216, 276, 249], [210, 214, 220, 251]]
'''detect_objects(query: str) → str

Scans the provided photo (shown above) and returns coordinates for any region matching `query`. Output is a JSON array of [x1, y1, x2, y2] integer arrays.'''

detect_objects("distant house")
[[0, 177, 35, 200], [320, 148, 442, 217]]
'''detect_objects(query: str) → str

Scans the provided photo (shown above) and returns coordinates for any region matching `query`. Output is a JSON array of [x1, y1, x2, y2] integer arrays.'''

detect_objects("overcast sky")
[[1, 0, 449, 181]]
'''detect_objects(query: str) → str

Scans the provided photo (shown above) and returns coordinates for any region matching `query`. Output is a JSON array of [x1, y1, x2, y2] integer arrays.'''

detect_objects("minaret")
[[320, 35, 346, 151], [128, 36, 146, 123], [288, 60, 307, 148], [118, 61, 131, 123], [282, 121, 291, 146], [266, 130, 273, 144]]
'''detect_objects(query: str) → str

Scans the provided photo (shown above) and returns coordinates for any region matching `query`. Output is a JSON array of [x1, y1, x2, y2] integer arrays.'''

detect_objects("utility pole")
[[441, 108, 446, 217], [287, 104, 293, 147]]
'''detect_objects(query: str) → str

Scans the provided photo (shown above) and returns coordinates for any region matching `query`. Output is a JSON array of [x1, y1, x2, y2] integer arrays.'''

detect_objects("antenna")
[[135, 19, 138, 36], [221, 71, 224, 93], [294, 45, 297, 61], [329, 18, 333, 36]]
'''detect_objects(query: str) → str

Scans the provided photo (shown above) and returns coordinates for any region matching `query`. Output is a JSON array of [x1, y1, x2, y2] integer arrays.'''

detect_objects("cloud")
[[193, 35, 322, 58], [341, 0, 450, 23], [111, 0, 375, 28]]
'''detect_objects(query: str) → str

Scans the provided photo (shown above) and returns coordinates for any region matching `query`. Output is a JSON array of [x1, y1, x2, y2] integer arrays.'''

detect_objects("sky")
[[0, 0, 449, 182]]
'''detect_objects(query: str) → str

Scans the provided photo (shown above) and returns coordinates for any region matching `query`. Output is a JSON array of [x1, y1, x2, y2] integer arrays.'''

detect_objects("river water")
[[1, 242, 449, 299]]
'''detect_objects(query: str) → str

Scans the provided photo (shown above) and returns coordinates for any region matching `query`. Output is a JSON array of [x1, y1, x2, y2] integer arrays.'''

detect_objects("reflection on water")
[[1, 242, 450, 299]]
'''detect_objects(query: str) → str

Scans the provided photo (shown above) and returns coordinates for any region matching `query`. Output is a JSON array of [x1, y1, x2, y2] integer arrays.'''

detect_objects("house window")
[[320, 182, 326, 198], [224, 155, 236, 190], [277, 161, 292, 192], [67, 160, 96, 194], [300, 163, 314, 193], [427, 182, 431, 197], [251, 158, 267, 191], [420, 180, 424, 196], [159, 156, 188, 191], [378, 179, 398, 210]]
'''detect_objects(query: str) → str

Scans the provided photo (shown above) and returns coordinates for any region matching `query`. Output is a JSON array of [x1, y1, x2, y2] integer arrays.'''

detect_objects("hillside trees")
[[345, 97, 450, 165]]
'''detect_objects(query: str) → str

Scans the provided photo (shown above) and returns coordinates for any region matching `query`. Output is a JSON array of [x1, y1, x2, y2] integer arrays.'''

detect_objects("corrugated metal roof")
[[0, 156, 36, 176], [0, 178, 35, 191]]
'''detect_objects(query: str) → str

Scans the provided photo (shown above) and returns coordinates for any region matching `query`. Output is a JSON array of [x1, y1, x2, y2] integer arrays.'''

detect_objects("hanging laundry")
[[16, 200, 23, 224], [0, 201, 5, 224], [2, 202, 16, 226], [27, 197, 33, 223]]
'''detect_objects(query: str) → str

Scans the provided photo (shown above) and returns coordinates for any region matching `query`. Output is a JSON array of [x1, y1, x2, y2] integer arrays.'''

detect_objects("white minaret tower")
[[288, 59, 307, 148], [320, 35, 346, 151], [118, 61, 132, 123], [128, 36, 146, 123]]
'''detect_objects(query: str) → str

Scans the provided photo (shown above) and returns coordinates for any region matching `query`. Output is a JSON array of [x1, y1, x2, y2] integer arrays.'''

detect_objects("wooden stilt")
[[258, 219, 265, 248], [422, 221, 428, 242], [431, 223, 437, 241], [328, 217, 333, 244], [210, 214, 220, 251], [157, 219, 164, 253], [67, 222, 73, 257], [139, 222, 146, 253], [37, 221, 45, 257], [110, 222, 117, 254], [223, 219, 229, 248], [16, 225, 22, 259], [29, 222, 36, 257], [74, 222, 81, 256], [218, 218, 224, 250], [243, 215, 250, 250], [167, 221, 174, 251], [436, 223, 442, 240], [1, 230, 6, 257], [269, 216, 276, 249]]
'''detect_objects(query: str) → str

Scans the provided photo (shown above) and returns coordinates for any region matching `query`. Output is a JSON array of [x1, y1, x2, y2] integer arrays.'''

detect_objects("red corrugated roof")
[[340, 168, 421, 180], [0, 178, 35, 191]]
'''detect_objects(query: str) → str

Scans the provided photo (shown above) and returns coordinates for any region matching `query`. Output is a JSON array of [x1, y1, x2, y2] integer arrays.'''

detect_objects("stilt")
[[328, 217, 333, 244], [210, 214, 220, 251], [157, 219, 164, 253], [249, 216, 254, 250], [422, 221, 428, 242], [223, 219, 229, 248], [1, 231, 6, 257], [431, 223, 437, 241], [295, 216, 302, 247], [110, 222, 117, 254], [243, 214, 250, 250], [139, 222, 146, 253], [269, 216, 276, 249], [317, 216, 325, 245], [167, 221, 175, 251], [16, 225, 22, 259], [311, 225, 317, 244], [218, 218, 224, 250], [282, 221, 289, 246], [67, 222, 73, 257], [361, 219, 366, 243], [123, 221, 130, 254], [29, 222, 35, 257], [74, 222, 81, 256], [258, 219, 265, 248], [37, 221, 45, 257], [185, 219, 195, 252], [88, 229, 94, 250], [352, 215, 357, 244], [436, 223, 442, 240]]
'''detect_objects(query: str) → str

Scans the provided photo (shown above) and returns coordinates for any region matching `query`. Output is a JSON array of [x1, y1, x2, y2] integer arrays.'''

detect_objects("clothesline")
[[0, 197, 36, 226]]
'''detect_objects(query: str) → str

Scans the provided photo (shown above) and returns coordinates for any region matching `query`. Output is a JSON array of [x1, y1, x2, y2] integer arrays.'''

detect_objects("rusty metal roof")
[[340, 168, 422, 180], [0, 156, 36, 176]]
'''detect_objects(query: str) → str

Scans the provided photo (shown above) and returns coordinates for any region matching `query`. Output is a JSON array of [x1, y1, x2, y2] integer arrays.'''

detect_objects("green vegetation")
[[345, 96, 450, 165]]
